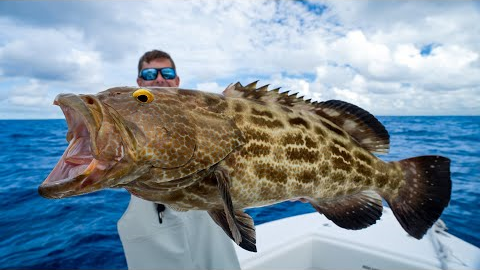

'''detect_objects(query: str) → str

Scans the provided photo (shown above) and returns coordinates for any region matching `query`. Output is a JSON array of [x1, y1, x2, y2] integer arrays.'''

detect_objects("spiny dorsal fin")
[[223, 82, 245, 98], [245, 80, 259, 90], [314, 100, 390, 154], [223, 82, 389, 153], [223, 81, 312, 109]]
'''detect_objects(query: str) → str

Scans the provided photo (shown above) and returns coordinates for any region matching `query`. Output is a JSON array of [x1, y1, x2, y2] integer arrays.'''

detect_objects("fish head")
[[39, 86, 195, 199]]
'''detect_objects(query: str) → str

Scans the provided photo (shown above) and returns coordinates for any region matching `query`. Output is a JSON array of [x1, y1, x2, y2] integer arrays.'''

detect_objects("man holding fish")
[[117, 50, 241, 269], [39, 48, 451, 269]]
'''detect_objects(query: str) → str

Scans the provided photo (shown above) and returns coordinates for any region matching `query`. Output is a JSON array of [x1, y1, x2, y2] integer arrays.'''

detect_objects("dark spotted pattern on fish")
[[39, 81, 452, 253]]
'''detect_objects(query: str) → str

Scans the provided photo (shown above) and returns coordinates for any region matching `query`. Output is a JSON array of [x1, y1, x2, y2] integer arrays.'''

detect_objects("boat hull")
[[235, 208, 480, 270]]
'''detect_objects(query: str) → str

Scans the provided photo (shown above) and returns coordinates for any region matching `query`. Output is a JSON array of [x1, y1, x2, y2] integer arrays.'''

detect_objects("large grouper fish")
[[39, 81, 451, 252]]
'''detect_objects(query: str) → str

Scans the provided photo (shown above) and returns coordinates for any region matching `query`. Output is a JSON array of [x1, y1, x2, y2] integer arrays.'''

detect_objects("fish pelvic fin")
[[309, 190, 383, 230], [385, 156, 451, 239], [208, 209, 256, 252], [208, 166, 257, 252]]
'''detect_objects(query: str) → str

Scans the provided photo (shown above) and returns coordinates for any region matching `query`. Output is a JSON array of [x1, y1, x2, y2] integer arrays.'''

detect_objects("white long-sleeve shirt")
[[118, 195, 241, 270]]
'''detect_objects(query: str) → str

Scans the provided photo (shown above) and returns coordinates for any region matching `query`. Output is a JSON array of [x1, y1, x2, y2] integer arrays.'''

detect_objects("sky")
[[0, 0, 479, 119]]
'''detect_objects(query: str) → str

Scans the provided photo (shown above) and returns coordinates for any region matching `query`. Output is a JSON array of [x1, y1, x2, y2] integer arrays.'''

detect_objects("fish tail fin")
[[384, 156, 451, 239]]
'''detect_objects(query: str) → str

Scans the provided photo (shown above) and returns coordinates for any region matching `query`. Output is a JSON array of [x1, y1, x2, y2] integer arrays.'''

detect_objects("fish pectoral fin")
[[167, 205, 189, 212], [214, 168, 239, 241], [309, 190, 383, 230], [208, 209, 257, 252], [209, 167, 256, 252]]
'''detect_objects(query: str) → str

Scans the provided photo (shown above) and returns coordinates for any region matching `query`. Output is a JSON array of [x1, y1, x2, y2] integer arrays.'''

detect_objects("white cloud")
[[7, 80, 49, 106], [0, 21, 103, 84], [196, 82, 225, 94], [262, 74, 311, 99], [330, 30, 393, 77], [394, 44, 477, 72], [0, 0, 479, 118]]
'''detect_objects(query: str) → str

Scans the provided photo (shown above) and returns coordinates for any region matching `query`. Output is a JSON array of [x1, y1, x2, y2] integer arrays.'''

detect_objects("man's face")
[[137, 58, 180, 87]]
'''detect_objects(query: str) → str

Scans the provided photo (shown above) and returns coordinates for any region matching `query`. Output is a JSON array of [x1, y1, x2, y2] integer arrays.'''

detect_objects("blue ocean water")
[[0, 116, 478, 269]]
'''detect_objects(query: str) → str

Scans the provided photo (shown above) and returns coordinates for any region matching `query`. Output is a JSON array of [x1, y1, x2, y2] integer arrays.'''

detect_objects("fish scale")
[[39, 82, 452, 252], [222, 98, 369, 207]]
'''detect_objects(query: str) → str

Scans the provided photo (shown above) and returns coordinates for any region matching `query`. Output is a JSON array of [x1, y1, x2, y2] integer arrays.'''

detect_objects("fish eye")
[[132, 89, 154, 103]]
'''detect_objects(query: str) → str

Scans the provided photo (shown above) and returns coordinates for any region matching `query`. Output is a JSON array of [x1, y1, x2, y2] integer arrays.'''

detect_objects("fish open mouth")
[[39, 94, 109, 198]]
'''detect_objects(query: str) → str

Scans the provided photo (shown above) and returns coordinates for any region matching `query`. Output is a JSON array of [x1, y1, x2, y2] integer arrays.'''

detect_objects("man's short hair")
[[137, 50, 177, 74]]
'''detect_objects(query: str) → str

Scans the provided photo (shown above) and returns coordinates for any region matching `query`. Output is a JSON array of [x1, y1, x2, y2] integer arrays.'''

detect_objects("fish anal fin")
[[315, 100, 390, 154], [210, 167, 257, 252], [309, 190, 383, 230]]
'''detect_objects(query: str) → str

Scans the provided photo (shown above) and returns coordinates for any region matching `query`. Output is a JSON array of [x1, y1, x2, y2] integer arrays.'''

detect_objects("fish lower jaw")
[[65, 155, 93, 165], [39, 156, 111, 198]]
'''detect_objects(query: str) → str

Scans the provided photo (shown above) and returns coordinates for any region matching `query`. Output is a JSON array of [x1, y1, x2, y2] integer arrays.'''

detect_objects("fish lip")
[[38, 174, 87, 199], [39, 94, 110, 199]]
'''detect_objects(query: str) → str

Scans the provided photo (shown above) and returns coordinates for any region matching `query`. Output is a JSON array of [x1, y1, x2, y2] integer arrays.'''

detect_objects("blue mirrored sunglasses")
[[139, 67, 176, 81]]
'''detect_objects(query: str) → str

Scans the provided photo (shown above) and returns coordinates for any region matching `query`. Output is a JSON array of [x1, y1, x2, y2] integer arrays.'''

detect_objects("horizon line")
[[1, 115, 479, 121]]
